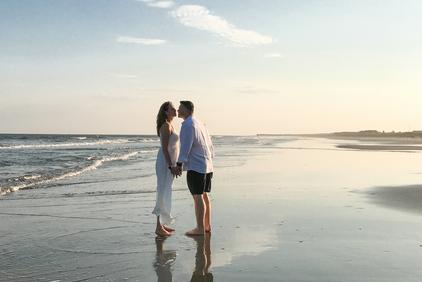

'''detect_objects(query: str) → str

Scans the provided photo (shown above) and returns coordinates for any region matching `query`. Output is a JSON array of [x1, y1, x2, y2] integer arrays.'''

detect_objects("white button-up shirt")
[[177, 115, 214, 173]]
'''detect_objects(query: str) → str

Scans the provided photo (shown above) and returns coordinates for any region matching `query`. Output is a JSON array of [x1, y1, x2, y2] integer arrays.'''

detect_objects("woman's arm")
[[159, 123, 174, 167]]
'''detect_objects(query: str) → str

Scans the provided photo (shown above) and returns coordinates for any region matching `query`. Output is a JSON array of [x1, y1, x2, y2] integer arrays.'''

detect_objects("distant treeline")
[[258, 130, 422, 138], [331, 130, 422, 138]]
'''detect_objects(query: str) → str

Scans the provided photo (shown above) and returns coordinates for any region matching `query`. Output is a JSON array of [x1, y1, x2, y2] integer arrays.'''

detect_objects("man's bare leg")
[[186, 194, 206, 236], [203, 193, 211, 233]]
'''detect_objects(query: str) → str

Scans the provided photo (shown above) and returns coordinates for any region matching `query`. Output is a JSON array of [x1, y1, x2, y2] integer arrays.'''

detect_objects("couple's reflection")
[[190, 234, 213, 282], [154, 234, 213, 282], [154, 236, 176, 282]]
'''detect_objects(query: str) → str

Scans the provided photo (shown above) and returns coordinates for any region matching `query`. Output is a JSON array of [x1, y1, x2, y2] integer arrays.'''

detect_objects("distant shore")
[[337, 144, 422, 151], [259, 130, 422, 139], [258, 130, 422, 147]]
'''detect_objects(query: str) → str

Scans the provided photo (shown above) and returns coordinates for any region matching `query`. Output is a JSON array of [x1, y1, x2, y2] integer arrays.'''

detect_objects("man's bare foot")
[[163, 225, 175, 232], [155, 228, 171, 237], [205, 227, 211, 233], [185, 228, 205, 236]]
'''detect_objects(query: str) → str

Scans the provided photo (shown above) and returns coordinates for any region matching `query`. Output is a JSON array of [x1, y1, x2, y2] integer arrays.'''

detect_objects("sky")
[[0, 0, 421, 135]]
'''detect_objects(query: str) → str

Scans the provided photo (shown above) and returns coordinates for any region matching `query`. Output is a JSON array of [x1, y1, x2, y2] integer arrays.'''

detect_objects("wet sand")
[[367, 185, 422, 215], [1, 137, 422, 281]]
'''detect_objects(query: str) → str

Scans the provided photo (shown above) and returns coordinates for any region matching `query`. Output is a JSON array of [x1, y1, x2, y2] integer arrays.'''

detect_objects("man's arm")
[[205, 126, 214, 158], [177, 123, 194, 165]]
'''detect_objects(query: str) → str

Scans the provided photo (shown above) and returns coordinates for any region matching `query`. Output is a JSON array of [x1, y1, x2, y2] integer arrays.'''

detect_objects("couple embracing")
[[152, 101, 214, 237]]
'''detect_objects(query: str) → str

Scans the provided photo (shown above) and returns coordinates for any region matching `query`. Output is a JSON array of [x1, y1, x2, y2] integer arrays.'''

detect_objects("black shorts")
[[187, 170, 213, 195]]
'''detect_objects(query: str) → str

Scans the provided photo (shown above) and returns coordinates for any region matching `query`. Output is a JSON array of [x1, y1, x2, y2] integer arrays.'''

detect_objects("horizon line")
[[1, 129, 421, 136]]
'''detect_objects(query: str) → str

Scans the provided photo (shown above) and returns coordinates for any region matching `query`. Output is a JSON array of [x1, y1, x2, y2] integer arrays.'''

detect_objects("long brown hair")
[[156, 101, 172, 136]]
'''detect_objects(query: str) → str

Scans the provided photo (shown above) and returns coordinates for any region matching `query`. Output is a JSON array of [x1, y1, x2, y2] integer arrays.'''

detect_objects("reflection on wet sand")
[[189, 234, 213, 282], [154, 237, 177, 282], [153, 234, 213, 282]]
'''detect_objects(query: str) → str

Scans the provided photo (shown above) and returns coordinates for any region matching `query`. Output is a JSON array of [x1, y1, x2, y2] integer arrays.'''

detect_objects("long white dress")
[[152, 132, 179, 225]]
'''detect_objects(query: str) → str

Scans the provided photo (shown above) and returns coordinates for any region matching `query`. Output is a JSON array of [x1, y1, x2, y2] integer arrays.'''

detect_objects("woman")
[[152, 101, 179, 236]]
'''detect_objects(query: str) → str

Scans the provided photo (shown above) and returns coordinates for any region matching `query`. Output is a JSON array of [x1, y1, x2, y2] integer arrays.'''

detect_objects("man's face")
[[177, 104, 189, 119]]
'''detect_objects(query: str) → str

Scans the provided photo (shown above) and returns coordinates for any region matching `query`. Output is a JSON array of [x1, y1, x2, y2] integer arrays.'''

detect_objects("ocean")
[[0, 134, 286, 198], [0, 134, 161, 197]]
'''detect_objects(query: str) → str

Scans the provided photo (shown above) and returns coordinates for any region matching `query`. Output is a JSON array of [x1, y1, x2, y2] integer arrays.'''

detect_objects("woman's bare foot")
[[155, 227, 172, 237], [163, 225, 175, 232], [205, 227, 211, 233], [185, 227, 205, 236]]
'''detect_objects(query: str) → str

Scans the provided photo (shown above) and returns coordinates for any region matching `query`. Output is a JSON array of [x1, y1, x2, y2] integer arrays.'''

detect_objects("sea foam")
[[0, 151, 140, 197]]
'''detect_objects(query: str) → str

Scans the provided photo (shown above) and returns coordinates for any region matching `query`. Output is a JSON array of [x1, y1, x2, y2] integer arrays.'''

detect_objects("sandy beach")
[[2, 0, 422, 280], [1, 136, 422, 281]]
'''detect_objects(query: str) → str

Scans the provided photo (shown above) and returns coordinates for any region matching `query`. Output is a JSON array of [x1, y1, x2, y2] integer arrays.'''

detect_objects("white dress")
[[152, 132, 179, 225]]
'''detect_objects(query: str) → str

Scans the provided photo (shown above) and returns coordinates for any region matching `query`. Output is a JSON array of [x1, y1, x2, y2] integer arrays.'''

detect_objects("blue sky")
[[1, 0, 421, 134]]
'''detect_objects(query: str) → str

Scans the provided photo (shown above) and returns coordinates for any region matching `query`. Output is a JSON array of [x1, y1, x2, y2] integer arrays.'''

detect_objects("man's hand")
[[176, 166, 182, 177], [171, 167, 179, 177]]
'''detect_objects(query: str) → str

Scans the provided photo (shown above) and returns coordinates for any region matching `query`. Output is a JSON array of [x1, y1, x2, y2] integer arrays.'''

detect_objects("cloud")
[[110, 73, 138, 79], [94, 93, 145, 102], [170, 5, 273, 47], [236, 86, 281, 96], [137, 0, 175, 9], [264, 53, 284, 59], [116, 36, 167, 45]]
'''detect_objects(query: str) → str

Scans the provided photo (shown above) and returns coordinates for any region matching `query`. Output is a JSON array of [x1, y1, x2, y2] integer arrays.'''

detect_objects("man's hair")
[[180, 100, 194, 113]]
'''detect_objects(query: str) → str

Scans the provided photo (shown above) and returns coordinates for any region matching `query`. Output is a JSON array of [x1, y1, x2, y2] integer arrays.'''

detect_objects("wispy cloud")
[[170, 5, 273, 47], [116, 36, 167, 45], [236, 86, 281, 96], [94, 93, 145, 102], [264, 53, 284, 59], [110, 73, 138, 79], [137, 0, 175, 9]]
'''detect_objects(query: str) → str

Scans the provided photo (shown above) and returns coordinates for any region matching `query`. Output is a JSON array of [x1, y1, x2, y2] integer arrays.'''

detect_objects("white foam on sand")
[[0, 139, 131, 150], [0, 151, 140, 196]]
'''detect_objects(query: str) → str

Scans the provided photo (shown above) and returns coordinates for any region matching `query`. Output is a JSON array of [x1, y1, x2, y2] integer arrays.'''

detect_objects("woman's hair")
[[156, 101, 172, 136]]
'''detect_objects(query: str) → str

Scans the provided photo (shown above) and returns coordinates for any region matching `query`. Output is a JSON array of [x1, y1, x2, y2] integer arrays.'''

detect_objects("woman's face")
[[166, 104, 177, 119]]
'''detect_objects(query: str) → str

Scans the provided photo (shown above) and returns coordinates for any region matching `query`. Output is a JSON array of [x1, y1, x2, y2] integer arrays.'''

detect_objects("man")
[[172, 101, 214, 236]]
